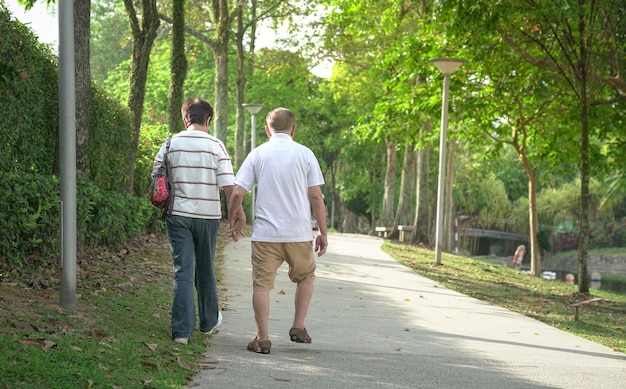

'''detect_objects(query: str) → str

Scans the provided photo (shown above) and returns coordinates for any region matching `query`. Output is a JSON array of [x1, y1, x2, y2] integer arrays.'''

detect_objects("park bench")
[[569, 297, 603, 322], [397, 225, 414, 242], [375, 227, 393, 238]]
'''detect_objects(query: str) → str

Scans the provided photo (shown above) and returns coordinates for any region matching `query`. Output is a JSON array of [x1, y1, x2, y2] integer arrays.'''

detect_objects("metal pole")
[[250, 113, 257, 223], [434, 74, 451, 265], [59, 0, 77, 311]]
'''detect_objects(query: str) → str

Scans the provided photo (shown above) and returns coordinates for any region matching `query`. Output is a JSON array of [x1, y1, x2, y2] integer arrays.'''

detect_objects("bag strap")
[[162, 136, 174, 219], [164, 136, 172, 156]]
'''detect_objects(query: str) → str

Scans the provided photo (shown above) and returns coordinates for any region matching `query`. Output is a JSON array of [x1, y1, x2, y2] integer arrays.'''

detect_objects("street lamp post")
[[430, 58, 466, 265], [242, 103, 264, 224]]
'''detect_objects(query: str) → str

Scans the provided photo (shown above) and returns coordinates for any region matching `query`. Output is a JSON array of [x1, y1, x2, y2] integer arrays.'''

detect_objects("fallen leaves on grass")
[[141, 360, 158, 368], [20, 338, 57, 352]]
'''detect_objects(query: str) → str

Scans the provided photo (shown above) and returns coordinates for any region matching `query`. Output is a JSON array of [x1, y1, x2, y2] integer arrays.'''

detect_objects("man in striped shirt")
[[152, 98, 245, 345]]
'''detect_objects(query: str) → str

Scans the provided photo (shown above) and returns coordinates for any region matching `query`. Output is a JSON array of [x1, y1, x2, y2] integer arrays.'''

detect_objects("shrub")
[[0, 4, 58, 174], [0, 172, 155, 273]]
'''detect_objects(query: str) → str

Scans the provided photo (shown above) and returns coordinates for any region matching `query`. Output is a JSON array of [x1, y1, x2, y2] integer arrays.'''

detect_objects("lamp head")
[[242, 103, 264, 115], [429, 58, 466, 76]]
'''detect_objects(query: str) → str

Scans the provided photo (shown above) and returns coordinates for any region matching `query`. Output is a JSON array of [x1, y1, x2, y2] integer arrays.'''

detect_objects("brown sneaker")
[[289, 327, 312, 343], [247, 337, 271, 354]]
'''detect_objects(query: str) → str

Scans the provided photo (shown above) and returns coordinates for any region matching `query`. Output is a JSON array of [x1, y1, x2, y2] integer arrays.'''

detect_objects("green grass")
[[382, 241, 626, 354], [0, 232, 221, 388]]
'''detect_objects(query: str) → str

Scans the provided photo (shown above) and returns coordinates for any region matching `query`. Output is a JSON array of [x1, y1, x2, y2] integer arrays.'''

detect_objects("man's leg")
[[253, 290, 271, 341], [292, 278, 314, 329], [166, 215, 196, 340], [192, 218, 220, 333]]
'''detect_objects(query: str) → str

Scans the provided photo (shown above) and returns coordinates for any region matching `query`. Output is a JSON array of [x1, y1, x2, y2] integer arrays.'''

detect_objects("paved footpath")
[[193, 233, 625, 388]]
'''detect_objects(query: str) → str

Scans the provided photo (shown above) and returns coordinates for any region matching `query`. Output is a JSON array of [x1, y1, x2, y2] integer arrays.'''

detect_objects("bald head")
[[266, 108, 296, 134]]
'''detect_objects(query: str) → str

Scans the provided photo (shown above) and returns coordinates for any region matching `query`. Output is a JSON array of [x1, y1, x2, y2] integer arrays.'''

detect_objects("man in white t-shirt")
[[228, 107, 328, 354], [152, 98, 245, 345]]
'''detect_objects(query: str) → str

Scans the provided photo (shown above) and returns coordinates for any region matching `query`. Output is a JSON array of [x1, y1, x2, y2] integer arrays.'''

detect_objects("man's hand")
[[228, 208, 246, 242], [314, 234, 328, 257]]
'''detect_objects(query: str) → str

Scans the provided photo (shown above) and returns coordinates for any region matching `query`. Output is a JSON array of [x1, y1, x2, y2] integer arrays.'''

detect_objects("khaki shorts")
[[251, 241, 316, 292]]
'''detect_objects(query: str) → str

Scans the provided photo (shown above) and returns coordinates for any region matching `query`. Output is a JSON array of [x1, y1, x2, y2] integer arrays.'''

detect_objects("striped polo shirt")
[[159, 129, 234, 219]]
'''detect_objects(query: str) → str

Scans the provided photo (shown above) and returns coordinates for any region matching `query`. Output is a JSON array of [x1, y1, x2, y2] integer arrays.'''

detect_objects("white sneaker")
[[201, 311, 222, 335], [173, 337, 188, 345]]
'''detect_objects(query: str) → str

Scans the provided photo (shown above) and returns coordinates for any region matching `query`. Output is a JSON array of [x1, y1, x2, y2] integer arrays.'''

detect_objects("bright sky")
[[5, 0, 59, 47]]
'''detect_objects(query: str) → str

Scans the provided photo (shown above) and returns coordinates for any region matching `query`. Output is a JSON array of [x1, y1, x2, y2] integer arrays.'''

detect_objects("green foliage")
[[0, 4, 58, 174], [88, 84, 135, 191], [453, 153, 512, 228], [0, 172, 154, 271], [90, 0, 132, 84], [78, 180, 153, 248], [0, 172, 60, 267], [135, 122, 168, 197], [0, 5, 156, 274]]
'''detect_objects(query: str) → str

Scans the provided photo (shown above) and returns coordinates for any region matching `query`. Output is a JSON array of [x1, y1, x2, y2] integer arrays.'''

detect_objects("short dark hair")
[[181, 98, 213, 125], [266, 108, 295, 133]]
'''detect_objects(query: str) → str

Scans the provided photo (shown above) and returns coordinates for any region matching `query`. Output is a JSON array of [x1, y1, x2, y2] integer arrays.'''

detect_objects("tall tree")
[[441, 0, 626, 291], [412, 121, 430, 245], [168, 0, 187, 134], [122, 0, 160, 192], [74, 0, 91, 181]]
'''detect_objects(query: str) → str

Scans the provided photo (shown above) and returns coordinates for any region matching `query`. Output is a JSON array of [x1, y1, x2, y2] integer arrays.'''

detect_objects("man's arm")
[[308, 185, 328, 256], [223, 184, 246, 241]]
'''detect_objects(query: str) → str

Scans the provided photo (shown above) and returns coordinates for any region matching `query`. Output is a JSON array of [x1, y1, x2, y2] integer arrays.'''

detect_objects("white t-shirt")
[[234, 133, 324, 242], [153, 129, 234, 219]]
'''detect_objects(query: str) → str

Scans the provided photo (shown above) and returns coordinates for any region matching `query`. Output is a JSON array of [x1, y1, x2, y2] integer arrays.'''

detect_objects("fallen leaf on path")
[[278, 290, 286, 295], [177, 356, 199, 372], [274, 377, 291, 382], [187, 382, 200, 387]]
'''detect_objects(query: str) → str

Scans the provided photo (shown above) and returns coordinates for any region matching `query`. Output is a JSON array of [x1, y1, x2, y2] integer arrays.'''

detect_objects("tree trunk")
[[74, 0, 90, 181], [123, 0, 160, 193], [444, 139, 455, 251], [517, 151, 541, 277], [412, 121, 430, 245], [168, 0, 187, 135], [234, 1, 246, 168], [212, 0, 230, 143], [388, 144, 415, 240], [380, 139, 397, 228], [578, 78, 591, 294], [396, 144, 415, 226], [234, 0, 259, 168]]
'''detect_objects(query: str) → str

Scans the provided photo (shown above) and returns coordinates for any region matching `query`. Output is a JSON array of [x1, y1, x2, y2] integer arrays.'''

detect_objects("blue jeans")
[[166, 215, 220, 339]]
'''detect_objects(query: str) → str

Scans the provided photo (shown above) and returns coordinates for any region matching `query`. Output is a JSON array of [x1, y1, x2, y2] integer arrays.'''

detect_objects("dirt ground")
[[0, 233, 173, 336]]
